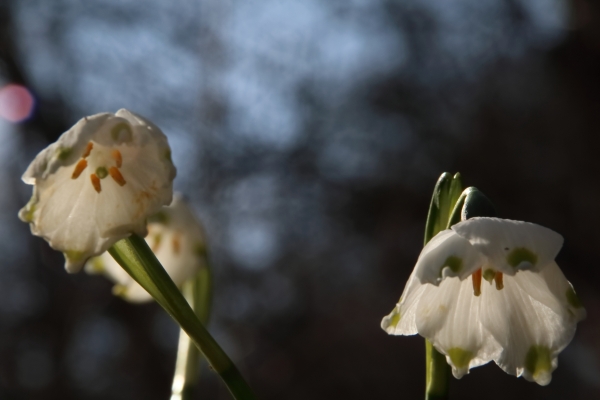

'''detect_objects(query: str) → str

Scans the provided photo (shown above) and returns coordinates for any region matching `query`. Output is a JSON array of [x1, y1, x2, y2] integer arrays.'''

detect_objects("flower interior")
[[70, 123, 133, 193]]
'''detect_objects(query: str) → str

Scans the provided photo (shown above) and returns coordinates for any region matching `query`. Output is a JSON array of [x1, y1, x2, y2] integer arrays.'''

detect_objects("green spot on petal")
[[87, 257, 105, 273], [441, 256, 462, 274], [112, 284, 128, 297], [506, 247, 537, 269], [483, 268, 496, 283], [566, 287, 583, 309], [447, 348, 473, 369], [96, 166, 108, 179], [148, 211, 169, 225], [524, 345, 552, 380], [19, 195, 37, 223], [64, 250, 85, 262], [151, 234, 162, 250], [21, 207, 36, 223], [388, 311, 401, 327], [111, 122, 133, 142], [57, 147, 72, 161]]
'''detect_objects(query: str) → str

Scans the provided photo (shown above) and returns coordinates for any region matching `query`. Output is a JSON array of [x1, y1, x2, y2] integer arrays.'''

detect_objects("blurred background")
[[0, 0, 599, 398]]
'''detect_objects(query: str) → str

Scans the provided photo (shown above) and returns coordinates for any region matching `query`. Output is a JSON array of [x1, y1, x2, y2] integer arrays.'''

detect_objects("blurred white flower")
[[382, 217, 585, 385], [19, 109, 176, 272], [86, 194, 207, 303]]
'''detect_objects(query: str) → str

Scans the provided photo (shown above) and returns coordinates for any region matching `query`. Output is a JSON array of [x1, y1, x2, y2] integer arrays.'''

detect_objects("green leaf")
[[425, 172, 464, 244]]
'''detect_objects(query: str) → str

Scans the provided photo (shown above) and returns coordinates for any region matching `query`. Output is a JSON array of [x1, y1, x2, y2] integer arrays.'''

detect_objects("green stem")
[[109, 235, 257, 400], [425, 340, 450, 400], [171, 266, 212, 400]]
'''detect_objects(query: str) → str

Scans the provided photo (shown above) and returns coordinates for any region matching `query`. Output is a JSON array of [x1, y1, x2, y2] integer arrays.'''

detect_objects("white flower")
[[381, 217, 585, 385], [19, 109, 176, 272], [85, 194, 207, 303]]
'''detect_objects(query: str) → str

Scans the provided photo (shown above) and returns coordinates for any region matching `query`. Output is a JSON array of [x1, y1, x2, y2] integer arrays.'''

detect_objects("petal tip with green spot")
[[524, 345, 554, 386], [565, 287, 583, 309], [381, 308, 401, 333]]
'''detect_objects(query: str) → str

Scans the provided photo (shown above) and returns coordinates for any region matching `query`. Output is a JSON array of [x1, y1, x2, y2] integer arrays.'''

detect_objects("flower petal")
[[21, 113, 113, 184], [537, 262, 586, 322], [479, 271, 578, 385], [145, 194, 207, 286], [414, 229, 485, 285], [381, 271, 426, 335], [452, 218, 563, 275], [85, 194, 207, 303], [415, 277, 501, 378]]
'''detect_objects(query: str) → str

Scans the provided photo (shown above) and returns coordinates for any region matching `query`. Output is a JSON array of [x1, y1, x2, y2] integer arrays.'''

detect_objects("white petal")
[[146, 194, 207, 286], [415, 277, 501, 378], [537, 262, 586, 322], [480, 271, 579, 385], [381, 271, 426, 335], [21, 113, 112, 184], [452, 218, 563, 275], [85, 194, 207, 303], [415, 229, 485, 285]]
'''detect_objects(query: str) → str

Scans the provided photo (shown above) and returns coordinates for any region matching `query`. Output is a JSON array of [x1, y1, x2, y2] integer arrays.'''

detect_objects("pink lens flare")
[[0, 84, 35, 123]]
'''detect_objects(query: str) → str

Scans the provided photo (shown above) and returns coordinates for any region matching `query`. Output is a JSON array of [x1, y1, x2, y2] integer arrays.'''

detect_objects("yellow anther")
[[71, 159, 88, 179], [108, 167, 126, 186], [82, 142, 94, 158], [90, 173, 102, 193], [472, 268, 482, 297], [494, 271, 504, 290], [111, 149, 122, 168], [172, 234, 181, 255]]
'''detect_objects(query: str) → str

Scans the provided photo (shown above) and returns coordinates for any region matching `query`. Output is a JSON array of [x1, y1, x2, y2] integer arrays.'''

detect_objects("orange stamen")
[[472, 268, 482, 297], [71, 159, 87, 179], [494, 271, 504, 290], [108, 167, 126, 186], [111, 149, 122, 168], [82, 142, 94, 158], [90, 173, 101, 193], [172, 234, 181, 255]]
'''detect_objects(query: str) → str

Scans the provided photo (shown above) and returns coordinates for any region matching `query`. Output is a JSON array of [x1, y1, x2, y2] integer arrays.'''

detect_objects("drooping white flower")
[[382, 217, 585, 385], [85, 194, 207, 303], [19, 109, 177, 272]]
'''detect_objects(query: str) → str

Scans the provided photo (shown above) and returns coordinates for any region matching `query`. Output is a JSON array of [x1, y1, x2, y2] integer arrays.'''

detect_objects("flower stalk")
[[171, 262, 212, 400], [109, 234, 257, 400]]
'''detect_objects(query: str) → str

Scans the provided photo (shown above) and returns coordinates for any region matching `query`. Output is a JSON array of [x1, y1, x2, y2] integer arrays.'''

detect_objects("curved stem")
[[109, 235, 257, 400]]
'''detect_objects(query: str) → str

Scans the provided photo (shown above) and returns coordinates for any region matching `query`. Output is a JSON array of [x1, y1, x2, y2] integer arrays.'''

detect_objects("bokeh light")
[[0, 84, 35, 123]]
